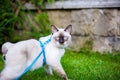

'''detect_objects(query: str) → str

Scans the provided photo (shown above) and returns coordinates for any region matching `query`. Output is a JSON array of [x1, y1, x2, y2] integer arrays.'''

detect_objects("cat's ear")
[[64, 24, 72, 33], [51, 25, 59, 34]]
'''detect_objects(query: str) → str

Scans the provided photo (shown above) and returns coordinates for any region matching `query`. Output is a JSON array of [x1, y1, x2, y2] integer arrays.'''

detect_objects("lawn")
[[0, 49, 120, 80]]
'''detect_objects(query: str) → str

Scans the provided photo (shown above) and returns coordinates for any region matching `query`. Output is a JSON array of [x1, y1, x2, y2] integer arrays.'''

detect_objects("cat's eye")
[[55, 37, 59, 41], [64, 36, 68, 41], [54, 36, 68, 41]]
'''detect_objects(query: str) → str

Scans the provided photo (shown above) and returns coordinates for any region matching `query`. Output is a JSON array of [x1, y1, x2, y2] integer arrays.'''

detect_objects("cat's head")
[[51, 25, 72, 48]]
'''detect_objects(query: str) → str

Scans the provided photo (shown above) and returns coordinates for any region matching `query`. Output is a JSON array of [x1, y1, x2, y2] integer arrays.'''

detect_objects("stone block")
[[71, 9, 96, 35], [93, 36, 113, 53], [93, 9, 118, 36], [47, 10, 72, 28], [111, 37, 120, 52], [69, 36, 91, 51], [117, 10, 120, 35]]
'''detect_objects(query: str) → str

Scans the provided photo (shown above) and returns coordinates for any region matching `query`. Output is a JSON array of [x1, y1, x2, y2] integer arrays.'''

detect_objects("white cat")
[[0, 25, 72, 80]]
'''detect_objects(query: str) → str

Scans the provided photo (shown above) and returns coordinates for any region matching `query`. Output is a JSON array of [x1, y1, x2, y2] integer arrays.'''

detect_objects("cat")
[[0, 25, 72, 80]]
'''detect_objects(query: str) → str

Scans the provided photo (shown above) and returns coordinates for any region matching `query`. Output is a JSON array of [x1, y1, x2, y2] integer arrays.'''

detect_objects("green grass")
[[0, 50, 120, 80]]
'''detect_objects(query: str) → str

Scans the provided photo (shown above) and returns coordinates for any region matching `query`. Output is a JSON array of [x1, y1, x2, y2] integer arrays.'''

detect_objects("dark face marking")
[[59, 36, 64, 44], [54, 33, 69, 44]]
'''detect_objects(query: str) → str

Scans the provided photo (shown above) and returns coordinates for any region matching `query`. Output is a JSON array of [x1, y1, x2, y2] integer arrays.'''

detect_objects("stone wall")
[[22, 1, 120, 53], [47, 9, 120, 53]]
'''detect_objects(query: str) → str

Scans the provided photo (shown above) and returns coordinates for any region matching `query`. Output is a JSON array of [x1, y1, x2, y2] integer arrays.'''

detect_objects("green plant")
[[0, 0, 18, 46], [0, 0, 55, 48], [30, 0, 55, 6]]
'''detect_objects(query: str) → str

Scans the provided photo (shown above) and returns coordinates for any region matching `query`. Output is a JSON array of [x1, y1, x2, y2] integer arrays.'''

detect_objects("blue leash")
[[16, 37, 51, 80]]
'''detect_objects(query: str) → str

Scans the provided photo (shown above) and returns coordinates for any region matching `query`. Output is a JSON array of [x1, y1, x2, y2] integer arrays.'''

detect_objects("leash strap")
[[39, 40, 46, 65], [16, 36, 51, 80], [16, 51, 43, 80]]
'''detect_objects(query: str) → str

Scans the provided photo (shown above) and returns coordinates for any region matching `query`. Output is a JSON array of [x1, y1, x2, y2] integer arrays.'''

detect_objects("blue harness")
[[16, 37, 51, 80]]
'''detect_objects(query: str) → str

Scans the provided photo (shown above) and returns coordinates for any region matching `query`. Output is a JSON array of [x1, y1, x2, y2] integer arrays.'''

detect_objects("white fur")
[[2, 42, 15, 55], [0, 26, 72, 80]]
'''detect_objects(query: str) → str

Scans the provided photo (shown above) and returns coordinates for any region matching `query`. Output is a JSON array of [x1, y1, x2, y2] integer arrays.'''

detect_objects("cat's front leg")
[[44, 65, 53, 76], [51, 62, 68, 80]]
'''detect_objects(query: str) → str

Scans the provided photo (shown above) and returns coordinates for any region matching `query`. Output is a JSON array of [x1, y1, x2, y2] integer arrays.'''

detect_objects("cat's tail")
[[2, 42, 15, 60]]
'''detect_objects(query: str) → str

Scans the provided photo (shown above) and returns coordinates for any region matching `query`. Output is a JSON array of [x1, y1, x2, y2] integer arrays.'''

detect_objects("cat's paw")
[[62, 75, 71, 80]]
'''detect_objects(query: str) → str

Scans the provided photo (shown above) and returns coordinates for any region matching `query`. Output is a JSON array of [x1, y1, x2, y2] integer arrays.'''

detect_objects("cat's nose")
[[59, 38, 64, 44]]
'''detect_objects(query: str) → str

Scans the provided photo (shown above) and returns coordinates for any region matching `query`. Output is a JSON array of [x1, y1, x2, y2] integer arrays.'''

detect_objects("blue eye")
[[64, 36, 68, 41], [55, 37, 59, 41]]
